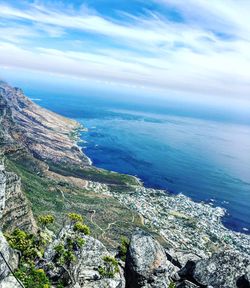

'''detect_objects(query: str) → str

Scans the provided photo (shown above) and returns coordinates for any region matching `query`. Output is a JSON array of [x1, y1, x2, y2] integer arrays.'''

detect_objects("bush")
[[5, 229, 43, 261], [76, 237, 85, 248], [73, 222, 90, 235], [168, 282, 176, 288], [38, 214, 55, 227], [54, 236, 85, 267], [15, 264, 50, 288], [67, 213, 83, 223], [98, 256, 119, 278], [118, 236, 130, 261]]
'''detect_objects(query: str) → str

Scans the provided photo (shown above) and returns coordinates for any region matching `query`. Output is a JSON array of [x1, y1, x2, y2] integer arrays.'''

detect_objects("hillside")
[[0, 80, 146, 243]]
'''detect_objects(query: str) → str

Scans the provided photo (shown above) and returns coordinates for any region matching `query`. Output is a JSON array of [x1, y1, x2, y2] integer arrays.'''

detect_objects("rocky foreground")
[[0, 80, 250, 287], [0, 222, 249, 287]]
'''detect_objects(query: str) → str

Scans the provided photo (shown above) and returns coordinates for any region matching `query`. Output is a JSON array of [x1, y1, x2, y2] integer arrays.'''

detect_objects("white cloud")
[[0, 1, 250, 101]]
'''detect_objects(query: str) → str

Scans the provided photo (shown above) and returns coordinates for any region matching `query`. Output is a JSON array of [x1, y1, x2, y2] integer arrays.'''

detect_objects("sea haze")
[[4, 74, 250, 234]]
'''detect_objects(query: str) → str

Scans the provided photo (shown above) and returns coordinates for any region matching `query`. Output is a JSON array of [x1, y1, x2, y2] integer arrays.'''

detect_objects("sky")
[[0, 0, 250, 103]]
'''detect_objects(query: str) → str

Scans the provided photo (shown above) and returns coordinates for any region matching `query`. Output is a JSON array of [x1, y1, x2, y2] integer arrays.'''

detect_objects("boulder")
[[171, 251, 201, 268], [44, 227, 125, 288], [179, 250, 250, 288], [125, 229, 178, 288]]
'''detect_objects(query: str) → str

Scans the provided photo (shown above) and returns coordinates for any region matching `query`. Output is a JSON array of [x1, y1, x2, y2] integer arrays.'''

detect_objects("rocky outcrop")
[[0, 157, 36, 232], [125, 229, 178, 288], [0, 170, 37, 232], [43, 227, 125, 288], [0, 81, 90, 166], [178, 250, 250, 288], [125, 229, 250, 288]]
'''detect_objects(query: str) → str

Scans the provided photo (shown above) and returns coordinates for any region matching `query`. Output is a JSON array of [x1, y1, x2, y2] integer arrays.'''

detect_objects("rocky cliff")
[[0, 154, 36, 232], [0, 167, 37, 232], [0, 81, 90, 166]]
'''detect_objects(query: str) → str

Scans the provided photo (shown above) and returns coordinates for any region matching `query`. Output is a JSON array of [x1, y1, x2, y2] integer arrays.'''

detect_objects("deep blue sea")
[[4, 73, 250, 234]]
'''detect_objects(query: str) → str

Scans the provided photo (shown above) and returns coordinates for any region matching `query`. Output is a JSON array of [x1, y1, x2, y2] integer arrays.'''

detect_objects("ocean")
[[4, 73, 250, 234]]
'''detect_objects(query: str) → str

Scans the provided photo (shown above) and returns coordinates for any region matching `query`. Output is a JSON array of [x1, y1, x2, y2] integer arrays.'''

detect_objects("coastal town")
[[85, 180, 250, 257]]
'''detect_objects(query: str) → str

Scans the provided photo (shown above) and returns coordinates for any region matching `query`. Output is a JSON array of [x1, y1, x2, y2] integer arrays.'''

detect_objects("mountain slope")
[[0, 80, 148, 246]]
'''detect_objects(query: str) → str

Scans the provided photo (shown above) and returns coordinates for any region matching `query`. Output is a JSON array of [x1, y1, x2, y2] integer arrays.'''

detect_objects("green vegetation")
[[15, 265, 50, 288], [168, 282, 176, 288], [5, 151, 153, 248], [118, 236, 130, 261], [38, 214, 55, 228], [5, 229, 46, 262], [54, 241, 76, 266], [48, 161, 139, 186], [5, 213, 90, 287], [98, 256, 119, 278], [67, 212, 83, 223], [5, 228, 50, 287], [73, 221, 90, 235]]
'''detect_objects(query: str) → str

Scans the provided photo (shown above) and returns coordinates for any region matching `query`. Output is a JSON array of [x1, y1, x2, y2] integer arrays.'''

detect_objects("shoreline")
[[73, 122, 250, 237]]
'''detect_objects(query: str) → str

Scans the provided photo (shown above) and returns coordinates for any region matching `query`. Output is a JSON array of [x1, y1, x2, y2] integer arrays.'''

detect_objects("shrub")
[[118, 236, 130, 261], [98, 256, 119, 278], [73, 222, 90, 235], [5, 229, 43, 261], [14, 264, 50, 288], [168, 282, 176, 288], [54, 236, 84, 267], [67, 213, 83, 223], [5, 229, 32, 253], [38, 214, 55, 227], [76, 237, 85, 248]]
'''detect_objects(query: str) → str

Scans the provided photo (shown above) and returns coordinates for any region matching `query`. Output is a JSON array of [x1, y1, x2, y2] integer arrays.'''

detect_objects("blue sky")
[[0, 0, 250, 102]]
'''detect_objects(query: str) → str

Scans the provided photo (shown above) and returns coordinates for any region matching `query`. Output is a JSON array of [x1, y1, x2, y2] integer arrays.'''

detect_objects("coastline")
[[75, 118, 250, 236], [66, 119, 250, 256]]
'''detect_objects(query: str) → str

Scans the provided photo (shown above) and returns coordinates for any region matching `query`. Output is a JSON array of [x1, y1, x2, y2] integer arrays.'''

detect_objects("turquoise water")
[[4, 74, 250, 234]]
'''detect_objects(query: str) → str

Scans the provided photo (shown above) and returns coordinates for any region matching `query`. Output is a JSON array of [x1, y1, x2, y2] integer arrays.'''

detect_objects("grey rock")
[[125, 229, 178, 288], [0, 164, 6, 218], [45, 227, 125, 288], [172, 251, 201, 268], [72, 278, 124, 288], [0, 231, 18, 281], [179, 250, 250, 288], [0, 275, 20, 288], [176, 280, 199, 288], [0, 159, 37, 233], [236, 264, 250, 288]]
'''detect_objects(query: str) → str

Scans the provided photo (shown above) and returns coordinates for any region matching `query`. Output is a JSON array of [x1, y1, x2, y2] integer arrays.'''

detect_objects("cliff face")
[[0, 170, 37, 232], [0, 161, 36, 232], [0, 81, 90, 166], [0, 80, 92, 231], [0, 163, 6, 215]]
